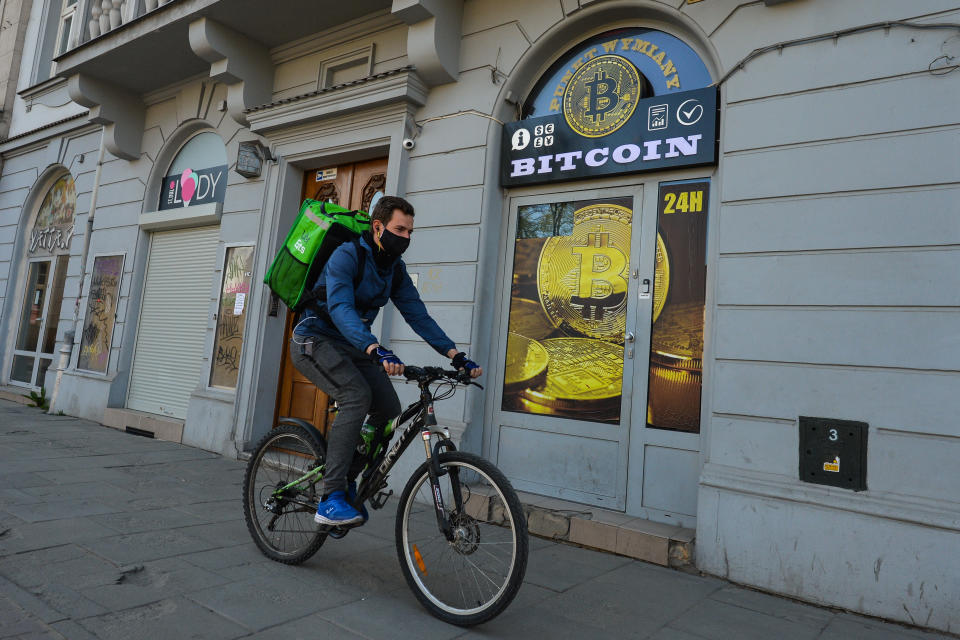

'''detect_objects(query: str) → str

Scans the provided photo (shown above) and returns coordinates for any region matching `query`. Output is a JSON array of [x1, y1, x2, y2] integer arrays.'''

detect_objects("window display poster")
[[210, 246, 254, 389], [77, 255, 124, 373], [501, 197, 633, 425], [646, 179, 709, 433]]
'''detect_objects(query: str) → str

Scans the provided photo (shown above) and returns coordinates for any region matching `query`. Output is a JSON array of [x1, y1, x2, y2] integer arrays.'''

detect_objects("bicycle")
[[242, 365, 529, 626]]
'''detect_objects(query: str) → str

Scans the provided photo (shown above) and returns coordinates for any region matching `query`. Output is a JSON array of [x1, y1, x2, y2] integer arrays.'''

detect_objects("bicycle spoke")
[[399, 455, 525, 620]]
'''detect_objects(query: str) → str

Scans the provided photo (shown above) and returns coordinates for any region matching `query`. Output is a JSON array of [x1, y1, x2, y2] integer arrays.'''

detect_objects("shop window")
[[10, 173, 75, 388], [502, 198, 633, 425], [210, 245, 254, 389], [522, 27, 712, 119], [158, 131, 228, 210]]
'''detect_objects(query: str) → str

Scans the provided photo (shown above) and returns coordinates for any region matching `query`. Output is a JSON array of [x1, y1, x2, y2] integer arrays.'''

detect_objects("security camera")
[[402, 138, 416, 150]]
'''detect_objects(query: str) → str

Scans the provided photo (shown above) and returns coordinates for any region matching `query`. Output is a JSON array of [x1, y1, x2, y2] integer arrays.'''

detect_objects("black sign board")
[[799, 416, 868, 491], [501, 86, 718, 187], [159, 164, 228, 210]]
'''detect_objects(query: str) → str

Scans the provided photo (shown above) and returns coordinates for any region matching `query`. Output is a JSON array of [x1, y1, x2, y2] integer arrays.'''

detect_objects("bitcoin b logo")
[[537, 204, 632, 342], [571, 231, 627, 321], [563, 56, 641, 138]]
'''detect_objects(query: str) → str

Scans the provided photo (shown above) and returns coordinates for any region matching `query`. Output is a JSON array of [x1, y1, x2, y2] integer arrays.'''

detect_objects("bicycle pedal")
[[370, 490, 393, 510]]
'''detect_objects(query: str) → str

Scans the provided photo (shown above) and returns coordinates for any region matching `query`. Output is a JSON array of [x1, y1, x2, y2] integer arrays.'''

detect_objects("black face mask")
[[375, 225, 410, 259]]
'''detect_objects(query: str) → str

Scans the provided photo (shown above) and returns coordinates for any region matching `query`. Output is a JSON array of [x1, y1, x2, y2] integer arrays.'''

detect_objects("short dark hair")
[[371, 195, 414, 225]]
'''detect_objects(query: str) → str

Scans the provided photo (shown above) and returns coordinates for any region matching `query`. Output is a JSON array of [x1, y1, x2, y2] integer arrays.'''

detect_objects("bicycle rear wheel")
[[243, 424, 327, 564], [396, 451, 528, 626]]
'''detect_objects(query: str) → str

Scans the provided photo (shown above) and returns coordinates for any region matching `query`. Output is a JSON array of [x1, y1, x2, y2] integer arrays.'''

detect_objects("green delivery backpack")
[[264, 199, 370, 312]]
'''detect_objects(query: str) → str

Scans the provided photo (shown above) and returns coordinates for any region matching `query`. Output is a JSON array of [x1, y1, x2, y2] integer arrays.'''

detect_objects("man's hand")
[[450, 351, 482, 378], [369, 344, 404, 376]]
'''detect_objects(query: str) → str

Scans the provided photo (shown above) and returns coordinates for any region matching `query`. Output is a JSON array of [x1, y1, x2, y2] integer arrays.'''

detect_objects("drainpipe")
[[49, 130, 107, 413]]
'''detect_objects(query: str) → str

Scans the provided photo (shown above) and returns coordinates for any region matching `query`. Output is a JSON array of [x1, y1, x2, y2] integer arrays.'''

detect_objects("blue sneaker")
[[314, 491, 364, 526], [347, 481, 369, 522]]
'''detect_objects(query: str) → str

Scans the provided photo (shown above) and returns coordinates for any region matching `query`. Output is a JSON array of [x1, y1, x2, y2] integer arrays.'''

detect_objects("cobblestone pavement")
[[0, 400, 950, 639]]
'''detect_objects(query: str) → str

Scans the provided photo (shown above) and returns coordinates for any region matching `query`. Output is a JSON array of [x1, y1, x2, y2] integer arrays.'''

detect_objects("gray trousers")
[[289, 334, 401, 496]]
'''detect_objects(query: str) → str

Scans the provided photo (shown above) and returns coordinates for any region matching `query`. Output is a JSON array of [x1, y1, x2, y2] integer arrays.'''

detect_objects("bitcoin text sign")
[[502, 86, 718, 187]]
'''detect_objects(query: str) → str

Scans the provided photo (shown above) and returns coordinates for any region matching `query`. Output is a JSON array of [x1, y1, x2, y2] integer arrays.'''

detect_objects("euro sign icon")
[[584, 71, 620, 124], [570, 232, 628, 321]]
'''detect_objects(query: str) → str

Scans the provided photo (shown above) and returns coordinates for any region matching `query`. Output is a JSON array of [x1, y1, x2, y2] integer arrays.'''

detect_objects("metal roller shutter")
[[127, 226, 219, 419]]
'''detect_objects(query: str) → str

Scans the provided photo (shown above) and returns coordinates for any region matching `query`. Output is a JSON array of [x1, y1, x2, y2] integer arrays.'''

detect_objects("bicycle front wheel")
[[243, 424, 326, 564], [396, 451, 528, 626]]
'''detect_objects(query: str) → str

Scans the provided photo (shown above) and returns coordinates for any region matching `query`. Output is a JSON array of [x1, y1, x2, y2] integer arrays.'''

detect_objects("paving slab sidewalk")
[[0, 400, 950, 640]]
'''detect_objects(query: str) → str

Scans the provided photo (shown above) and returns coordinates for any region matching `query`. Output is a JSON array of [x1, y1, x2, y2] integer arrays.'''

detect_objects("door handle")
[[625, 332, 635, 344]]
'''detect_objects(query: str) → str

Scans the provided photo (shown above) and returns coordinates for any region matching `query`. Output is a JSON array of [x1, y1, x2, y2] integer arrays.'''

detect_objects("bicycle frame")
[[273, 375, 465, 539]]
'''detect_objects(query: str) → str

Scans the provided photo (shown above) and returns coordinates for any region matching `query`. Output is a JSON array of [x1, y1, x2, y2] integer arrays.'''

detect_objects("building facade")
[[0, 0, 957, 631]]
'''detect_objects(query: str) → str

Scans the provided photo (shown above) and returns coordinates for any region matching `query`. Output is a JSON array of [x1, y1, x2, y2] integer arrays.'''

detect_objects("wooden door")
[[273, 158, 389, 434]]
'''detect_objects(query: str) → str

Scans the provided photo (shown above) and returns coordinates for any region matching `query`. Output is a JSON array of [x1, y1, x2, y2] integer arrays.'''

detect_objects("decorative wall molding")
[[391, 0, 463, 86], [188, 17, 273, 127], [700, 462, 960, 532], [67, 73, 144, 159]]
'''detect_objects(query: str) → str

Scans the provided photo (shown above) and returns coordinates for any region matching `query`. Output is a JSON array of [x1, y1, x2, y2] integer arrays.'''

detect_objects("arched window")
[[522, 27, 712, 119], [10, 173, 76, 388], [158, 131, 228, 210]]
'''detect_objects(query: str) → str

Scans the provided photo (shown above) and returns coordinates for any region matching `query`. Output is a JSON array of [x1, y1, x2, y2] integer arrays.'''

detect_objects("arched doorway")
[[9, 173, 76, 389], [490, 26, 717, 524]]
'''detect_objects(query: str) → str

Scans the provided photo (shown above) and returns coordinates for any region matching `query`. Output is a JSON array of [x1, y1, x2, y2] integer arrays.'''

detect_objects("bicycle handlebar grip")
[[402, 366, 425, 380]]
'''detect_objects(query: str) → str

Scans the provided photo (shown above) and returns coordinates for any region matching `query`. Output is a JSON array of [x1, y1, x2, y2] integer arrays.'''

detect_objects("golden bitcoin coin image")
[[537, 204, 631, 342], [508, 298, 556, 341], [521, 338, 623, 412], [653, 232, 670, 324], [651, 300, 703, 358], [563, 55, 641, 138], [503, 332, 549, 394]]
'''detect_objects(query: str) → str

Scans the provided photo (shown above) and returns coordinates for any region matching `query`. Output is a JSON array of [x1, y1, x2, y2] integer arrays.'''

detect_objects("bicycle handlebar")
[[402, 365, 484, 389]]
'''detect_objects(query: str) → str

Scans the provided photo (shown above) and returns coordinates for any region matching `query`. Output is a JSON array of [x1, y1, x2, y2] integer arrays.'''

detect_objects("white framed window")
[[53, 0, 78, 59]]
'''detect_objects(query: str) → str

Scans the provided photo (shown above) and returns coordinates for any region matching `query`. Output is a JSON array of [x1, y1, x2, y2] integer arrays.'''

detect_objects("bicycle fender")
[[277, 417, 327, 448]]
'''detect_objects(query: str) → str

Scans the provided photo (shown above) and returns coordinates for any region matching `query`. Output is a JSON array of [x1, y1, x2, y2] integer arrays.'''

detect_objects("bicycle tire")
[[243, 424, 327, 564], [395, 451, 529, 626]]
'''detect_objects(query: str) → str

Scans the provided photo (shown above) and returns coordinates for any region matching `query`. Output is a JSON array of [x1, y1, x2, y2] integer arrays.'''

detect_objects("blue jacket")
[[294, 235, 457, 356]]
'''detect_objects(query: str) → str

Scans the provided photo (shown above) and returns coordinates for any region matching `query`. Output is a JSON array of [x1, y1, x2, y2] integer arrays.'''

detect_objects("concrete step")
[[516, 490, 695, 568], [101, 407, 184, 443]]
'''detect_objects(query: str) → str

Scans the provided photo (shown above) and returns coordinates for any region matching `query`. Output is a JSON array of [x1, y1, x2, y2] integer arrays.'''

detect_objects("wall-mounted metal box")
[[799, 416, 868, 491]]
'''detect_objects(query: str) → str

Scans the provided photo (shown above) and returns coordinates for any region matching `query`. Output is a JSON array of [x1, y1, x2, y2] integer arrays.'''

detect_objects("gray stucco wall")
[[0, 0, 957, 631]]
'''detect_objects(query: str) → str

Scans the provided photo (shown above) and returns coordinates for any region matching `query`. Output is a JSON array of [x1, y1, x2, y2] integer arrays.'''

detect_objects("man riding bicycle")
[[291, 195, 482, 526]]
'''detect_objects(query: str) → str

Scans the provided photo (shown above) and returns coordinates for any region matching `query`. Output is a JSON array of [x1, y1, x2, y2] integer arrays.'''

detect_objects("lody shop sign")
[[159, 164, 228, 210], [502, 72, 718, 187]]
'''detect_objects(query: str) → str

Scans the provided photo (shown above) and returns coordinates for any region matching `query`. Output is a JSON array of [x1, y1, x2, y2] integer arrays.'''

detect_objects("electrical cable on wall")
[[716, 20, 960, 86], [412, 110, 505, 139]]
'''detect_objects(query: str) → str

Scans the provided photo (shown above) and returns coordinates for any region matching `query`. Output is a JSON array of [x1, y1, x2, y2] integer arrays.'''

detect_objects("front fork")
[[421, 402, 462, 542]]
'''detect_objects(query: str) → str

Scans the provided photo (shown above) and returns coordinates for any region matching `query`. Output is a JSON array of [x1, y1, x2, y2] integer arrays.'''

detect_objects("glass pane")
[[167, 132, 228, 176], [10, 356, 35, 384], [15, 262, 50, 352], [210, 246, 254, 389], [522, 27, 713, 119], [36, 359, 54, 388], [502, 198, 631, 425], [41, 256, 69, 354], [646, 180, 709, 433], [56, 16, 72, 56], [34, 174, 76, 229], [78, 255, 124, 373]]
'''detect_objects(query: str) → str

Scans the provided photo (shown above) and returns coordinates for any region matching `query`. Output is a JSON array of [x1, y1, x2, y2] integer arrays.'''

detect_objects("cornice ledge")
[[247, 70, 428, 135]]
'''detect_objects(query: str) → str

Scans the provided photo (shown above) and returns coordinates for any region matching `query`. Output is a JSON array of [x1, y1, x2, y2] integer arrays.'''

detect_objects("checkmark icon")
[[677, 99, 704, 125]]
